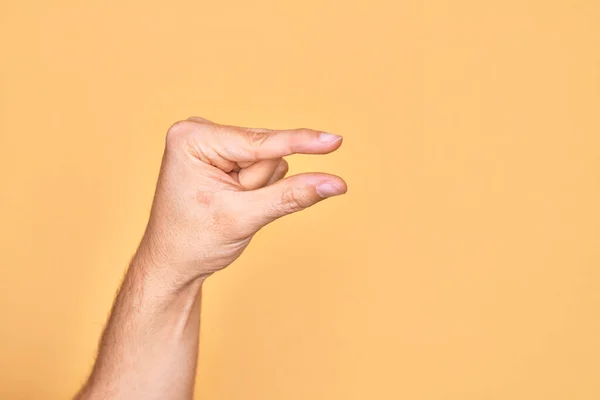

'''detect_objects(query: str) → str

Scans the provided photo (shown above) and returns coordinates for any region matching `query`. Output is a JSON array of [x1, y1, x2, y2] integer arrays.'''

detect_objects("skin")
[[74, 116, 347, 400]]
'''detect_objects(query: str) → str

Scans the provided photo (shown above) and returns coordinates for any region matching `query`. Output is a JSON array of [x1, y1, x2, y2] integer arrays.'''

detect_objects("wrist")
[[133, 229, 218, 286], [126, 250, 207, 312]]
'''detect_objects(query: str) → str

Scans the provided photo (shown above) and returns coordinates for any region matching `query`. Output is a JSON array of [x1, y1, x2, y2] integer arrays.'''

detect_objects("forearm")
[[75, 253, 205, 400]]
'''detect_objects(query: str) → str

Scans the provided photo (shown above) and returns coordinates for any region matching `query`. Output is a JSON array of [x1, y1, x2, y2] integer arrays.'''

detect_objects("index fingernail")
[[319, 132, 343, 143]]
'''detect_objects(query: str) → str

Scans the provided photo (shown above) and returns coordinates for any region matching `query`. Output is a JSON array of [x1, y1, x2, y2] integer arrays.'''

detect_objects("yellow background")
[[1, 0, 599, 399]]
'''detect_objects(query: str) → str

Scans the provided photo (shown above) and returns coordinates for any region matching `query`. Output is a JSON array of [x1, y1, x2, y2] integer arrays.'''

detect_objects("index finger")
[[242, 127, 343, 160], [185, 119, 343, 162]]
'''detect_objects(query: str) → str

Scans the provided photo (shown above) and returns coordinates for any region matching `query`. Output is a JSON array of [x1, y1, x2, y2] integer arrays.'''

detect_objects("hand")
[[135, 117, 347, 289]]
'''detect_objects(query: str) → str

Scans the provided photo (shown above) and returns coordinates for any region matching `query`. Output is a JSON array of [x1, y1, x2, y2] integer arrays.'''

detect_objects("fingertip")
[[316, 178, 347, 199], [287, 130, 343, 155], [318, 132, 343, 144], [317, 132, 343, 153]]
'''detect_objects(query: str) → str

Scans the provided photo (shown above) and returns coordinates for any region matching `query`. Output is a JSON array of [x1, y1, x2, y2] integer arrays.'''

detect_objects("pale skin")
[[74, 117, 347, 400]]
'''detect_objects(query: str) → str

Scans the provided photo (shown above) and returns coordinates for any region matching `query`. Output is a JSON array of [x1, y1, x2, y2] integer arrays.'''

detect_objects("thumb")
[[243, 173, 347, 226]]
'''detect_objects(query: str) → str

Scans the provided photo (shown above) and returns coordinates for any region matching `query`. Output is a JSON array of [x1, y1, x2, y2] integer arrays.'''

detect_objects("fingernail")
[[318, 132, 343, 143], [316, 181, 343, 198]]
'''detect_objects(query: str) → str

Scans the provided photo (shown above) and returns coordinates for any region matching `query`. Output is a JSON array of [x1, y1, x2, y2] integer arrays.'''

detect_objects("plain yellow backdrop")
[[1, 0, 599, 399]]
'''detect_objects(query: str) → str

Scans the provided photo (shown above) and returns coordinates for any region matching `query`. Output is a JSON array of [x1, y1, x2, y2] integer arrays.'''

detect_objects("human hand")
[[135, 117, 346, 288]]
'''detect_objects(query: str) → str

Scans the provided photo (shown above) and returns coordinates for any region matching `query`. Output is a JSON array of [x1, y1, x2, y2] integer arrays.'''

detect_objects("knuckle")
[[243, 129, 272, 160], [294, 128, 315, 136], [245, 128, 271, 147], [279, 186, 311, 213], [165, 120, 195, 148]]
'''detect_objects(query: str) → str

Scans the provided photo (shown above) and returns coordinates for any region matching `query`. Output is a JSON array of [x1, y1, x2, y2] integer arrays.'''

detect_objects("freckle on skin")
[[210, 211, 237, 235], [196, 192, 213, 206]]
